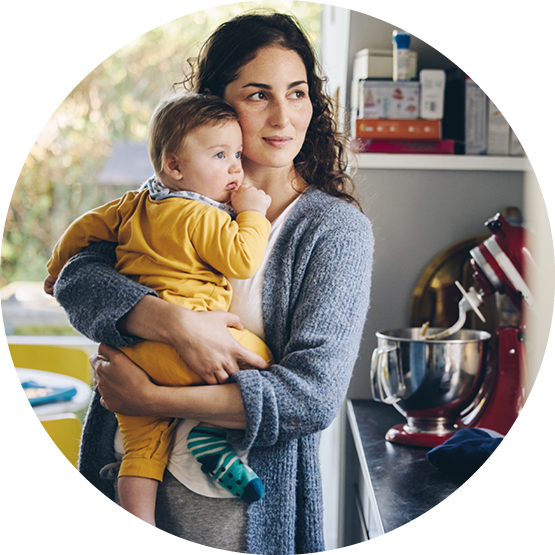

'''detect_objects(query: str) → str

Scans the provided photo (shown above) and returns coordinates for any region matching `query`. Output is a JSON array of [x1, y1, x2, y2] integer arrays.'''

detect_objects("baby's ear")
[[163, 153, 183, 180]]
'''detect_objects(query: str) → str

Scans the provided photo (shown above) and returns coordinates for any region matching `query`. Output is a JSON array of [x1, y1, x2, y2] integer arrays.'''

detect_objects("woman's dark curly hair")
[[177, 10, 359, 208]]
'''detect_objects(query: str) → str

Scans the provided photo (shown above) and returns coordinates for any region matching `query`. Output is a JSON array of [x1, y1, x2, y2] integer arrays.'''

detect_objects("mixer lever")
[[422, 281, 485, 340]]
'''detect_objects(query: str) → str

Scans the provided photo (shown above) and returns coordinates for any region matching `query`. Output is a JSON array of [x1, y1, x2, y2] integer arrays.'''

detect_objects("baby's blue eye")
[[216, 152, 224, 159], [235, 152, 241, 159]]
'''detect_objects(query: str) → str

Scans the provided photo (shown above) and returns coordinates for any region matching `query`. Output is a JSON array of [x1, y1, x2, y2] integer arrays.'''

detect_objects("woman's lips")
[[263, 136, 293, 148]]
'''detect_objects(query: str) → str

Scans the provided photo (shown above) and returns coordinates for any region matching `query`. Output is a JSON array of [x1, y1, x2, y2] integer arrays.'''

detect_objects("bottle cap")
[[392, 30, 411, 49]]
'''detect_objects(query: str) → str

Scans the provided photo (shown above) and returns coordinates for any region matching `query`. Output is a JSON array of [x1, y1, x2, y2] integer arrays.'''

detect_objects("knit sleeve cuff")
[[54, 242, 158, 347], [226, 369, 279, 451]]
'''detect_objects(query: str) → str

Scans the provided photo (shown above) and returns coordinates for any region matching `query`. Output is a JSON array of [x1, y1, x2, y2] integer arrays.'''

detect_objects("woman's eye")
[[249, 92, 266, 101], [292, 90, 306, 99]]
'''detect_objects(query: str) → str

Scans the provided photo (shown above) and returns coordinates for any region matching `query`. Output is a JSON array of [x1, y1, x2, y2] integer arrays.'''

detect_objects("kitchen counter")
[[340, 399, 467, 545]]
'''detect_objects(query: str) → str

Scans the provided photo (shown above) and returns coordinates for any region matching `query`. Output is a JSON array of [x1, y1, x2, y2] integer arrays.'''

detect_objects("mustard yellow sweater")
[[47, 188, 271, 312]]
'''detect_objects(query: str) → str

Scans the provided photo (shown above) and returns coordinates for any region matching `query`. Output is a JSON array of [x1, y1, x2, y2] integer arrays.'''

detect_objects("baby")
[[45, 93, 273, 525]]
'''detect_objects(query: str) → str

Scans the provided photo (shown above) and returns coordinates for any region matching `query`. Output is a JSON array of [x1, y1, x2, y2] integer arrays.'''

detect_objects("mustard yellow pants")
[[116, 328, 273, 482]]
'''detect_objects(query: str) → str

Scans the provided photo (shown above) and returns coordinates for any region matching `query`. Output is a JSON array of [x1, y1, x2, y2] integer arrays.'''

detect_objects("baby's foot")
[[187, 426, 264, 501]]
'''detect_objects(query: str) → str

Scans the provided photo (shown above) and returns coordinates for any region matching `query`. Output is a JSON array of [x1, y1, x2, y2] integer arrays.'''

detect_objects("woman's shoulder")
[[296, 186, 373, 238]]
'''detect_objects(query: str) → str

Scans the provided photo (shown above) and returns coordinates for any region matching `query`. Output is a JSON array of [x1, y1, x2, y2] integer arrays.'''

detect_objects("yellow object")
[[9, 343, 92, 385], [46, 189, 271, 311], [40, 413, 82, 467]]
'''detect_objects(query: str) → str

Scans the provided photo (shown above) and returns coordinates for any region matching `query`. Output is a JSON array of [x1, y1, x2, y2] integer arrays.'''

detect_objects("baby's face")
[[177, 120, 244, 203]]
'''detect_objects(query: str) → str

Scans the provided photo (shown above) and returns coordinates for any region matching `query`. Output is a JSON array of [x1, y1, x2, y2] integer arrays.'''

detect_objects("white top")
[[228, 196, 300, 341], [115, 197, 300, 497]]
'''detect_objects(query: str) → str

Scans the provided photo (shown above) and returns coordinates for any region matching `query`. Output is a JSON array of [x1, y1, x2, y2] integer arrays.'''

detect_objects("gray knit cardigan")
[[55, 186, 374, 554]]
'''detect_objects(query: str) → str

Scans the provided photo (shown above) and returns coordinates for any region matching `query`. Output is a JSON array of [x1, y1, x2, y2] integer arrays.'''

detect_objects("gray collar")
[[142, 176, 237, 218]]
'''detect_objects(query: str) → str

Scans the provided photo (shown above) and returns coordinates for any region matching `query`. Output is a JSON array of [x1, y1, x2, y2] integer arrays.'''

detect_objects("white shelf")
[[355, 153, 531, 172]]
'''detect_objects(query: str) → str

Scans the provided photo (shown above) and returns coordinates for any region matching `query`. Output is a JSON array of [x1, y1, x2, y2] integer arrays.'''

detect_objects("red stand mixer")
[[370, 213, 535, 447]]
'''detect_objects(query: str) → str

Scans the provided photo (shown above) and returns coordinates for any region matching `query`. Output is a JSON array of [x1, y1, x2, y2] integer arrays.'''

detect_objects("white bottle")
[[392, 30, 411, 81]]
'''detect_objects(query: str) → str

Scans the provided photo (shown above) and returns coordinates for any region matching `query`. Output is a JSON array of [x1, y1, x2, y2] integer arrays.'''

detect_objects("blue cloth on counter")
[[427, 428, 503, 476]]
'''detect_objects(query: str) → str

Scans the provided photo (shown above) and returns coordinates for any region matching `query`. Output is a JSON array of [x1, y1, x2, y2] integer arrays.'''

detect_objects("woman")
[[56, 11, 374, 554]]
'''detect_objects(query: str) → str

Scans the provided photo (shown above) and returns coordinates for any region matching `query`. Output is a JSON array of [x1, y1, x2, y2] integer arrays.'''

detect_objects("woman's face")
[[224, 46, 313, 172]]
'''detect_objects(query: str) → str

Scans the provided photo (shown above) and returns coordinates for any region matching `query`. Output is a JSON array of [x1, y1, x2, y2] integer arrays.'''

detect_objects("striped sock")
[[187, 425, 264, 502]]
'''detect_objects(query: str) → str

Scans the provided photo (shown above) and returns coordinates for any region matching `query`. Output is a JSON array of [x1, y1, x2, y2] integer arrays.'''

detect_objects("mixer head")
[[469, 213, 536, 314]]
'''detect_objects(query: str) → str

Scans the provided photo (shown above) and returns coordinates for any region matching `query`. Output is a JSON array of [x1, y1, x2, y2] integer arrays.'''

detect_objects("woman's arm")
[[118, 295, 269, 384], [55, 243, 269, 383], [54, 241, 154, 347], [86, 198, 373, 441], [91, 344, 246, 429]]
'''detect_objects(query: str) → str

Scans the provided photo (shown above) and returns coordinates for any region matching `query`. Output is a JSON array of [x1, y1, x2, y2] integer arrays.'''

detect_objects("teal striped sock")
[[187, 425, 264, 502]]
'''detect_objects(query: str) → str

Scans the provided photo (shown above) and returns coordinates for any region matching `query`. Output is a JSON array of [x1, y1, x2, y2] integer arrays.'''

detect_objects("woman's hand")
[[117, 295, 269, 385], [91, 343, 247, 428], [167, 309, 269, 384], [91, 344, 157, 415]]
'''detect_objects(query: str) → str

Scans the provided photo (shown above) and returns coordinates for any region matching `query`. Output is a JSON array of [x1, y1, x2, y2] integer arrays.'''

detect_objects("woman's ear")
[[163, 153, 184, 181]]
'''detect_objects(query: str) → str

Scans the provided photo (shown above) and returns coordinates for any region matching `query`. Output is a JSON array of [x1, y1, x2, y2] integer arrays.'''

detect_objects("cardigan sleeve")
[[228, 201, 374, 450], [53, 241, 158, 347]]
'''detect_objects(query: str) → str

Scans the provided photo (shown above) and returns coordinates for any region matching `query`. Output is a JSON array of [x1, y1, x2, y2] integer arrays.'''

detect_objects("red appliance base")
[[386, 327, 527, 448], [385, 424, 454, 448]]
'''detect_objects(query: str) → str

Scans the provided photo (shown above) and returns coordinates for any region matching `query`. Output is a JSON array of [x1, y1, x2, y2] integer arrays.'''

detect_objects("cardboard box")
[[355, 138, 455, 154], [487, 99, 510, 155], [465, 79, 488, 155], [419, 69, 445, 120], [358, 80, 420, 119], [356, 119, 442, 140], [351, 48, 418, 108]]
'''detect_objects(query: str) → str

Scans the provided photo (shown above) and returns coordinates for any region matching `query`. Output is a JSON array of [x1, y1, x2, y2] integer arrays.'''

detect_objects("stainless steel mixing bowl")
[[370, 328, 491, 428]]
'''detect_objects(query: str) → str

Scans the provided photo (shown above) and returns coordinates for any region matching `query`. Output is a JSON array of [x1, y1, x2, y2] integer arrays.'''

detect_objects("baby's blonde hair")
[[148, 93, 238, 178]]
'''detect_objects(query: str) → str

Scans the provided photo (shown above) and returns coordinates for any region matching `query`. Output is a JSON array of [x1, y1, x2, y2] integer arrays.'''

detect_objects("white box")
[[465, 79, 488, 155], [353, 48, 418, 80], [351, 49, 418, 107], [419, 69, 445, 120], [487, 99, 510, 155], [358, 80, 420, 119]]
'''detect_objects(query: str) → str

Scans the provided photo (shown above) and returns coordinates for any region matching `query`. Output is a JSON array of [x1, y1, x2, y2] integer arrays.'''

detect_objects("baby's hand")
[[231, 184, 271, 217], [44, 275, 57, 296]]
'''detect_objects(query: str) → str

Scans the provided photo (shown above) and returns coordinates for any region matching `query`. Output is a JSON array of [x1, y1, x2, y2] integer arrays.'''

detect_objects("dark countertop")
[[349, 399, 467, 534]]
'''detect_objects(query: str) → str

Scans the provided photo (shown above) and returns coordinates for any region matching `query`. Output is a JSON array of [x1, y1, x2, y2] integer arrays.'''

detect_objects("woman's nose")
[[269, 99, 289, 128]]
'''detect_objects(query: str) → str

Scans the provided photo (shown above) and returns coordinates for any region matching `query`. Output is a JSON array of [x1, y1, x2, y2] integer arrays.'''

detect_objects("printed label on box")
[[359, 81, 420, 119], [419, 70, 445, 120]]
